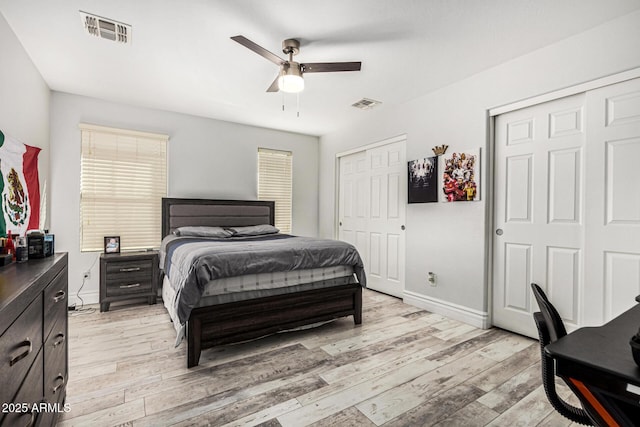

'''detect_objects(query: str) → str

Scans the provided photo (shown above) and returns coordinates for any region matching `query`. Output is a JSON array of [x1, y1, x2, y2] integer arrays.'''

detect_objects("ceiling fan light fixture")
[[230, 36, 360, 95], [278, 64, 304, 93]]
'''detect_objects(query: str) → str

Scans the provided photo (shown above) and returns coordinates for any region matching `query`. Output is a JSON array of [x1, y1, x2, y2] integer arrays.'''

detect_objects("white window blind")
[[257, 148, 292, 233], [80, 124, 168, 252]]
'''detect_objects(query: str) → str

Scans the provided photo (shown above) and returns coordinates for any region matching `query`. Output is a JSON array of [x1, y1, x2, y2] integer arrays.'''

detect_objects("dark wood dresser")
[[100, 251, 158, 312], [0, 253, 68, 426]]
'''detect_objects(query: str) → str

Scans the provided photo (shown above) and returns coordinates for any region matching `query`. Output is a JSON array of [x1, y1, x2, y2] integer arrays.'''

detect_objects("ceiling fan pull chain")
[[282, 91, 285, 112], [297, 93, 300, 118]]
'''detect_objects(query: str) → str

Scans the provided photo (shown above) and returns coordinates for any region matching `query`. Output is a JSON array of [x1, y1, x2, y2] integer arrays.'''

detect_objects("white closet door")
[[583, 78, 640, 325], [338, 150, 369, 264], [338, 138, 406, 298], [493, 94, 586, 337], [366, 141, 406, 298], [493, 77, 640, 337]]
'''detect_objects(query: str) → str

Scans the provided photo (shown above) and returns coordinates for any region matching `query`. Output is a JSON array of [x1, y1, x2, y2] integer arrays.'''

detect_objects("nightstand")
[[99, 251, 159, 312]]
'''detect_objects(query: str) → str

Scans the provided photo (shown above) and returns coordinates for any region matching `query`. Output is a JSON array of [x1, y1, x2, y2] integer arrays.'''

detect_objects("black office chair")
[[531, 283, 594, 425]]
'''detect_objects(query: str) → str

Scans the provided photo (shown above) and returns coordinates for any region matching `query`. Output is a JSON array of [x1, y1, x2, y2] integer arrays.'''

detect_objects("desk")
[[546, 304, 640, 426]]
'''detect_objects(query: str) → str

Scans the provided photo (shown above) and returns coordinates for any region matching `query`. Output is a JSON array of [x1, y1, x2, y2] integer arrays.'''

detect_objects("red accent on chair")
[[568, 378, 620, 427]]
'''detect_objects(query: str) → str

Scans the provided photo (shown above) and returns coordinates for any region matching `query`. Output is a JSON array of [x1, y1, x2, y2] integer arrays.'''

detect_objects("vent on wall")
[[352, 98, 382, 110], [80, 11, 131, 44]]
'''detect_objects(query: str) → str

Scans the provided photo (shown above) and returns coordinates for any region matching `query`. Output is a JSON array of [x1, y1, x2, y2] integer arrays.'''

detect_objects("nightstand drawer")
[[105, 279, 153, 297], [105, 259, 154, 282]]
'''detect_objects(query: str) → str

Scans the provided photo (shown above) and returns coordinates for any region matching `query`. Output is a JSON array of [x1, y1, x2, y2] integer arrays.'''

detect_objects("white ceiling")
[[2, 0, 639, 136]]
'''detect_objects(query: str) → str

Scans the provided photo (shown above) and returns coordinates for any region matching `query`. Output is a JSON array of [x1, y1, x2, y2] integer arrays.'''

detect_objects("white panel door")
[[338, 150, 368, 264], [366, 142, 406, 297], [338, 139, 406, 298], [583, 78, 640, 325], [493, 94, 586, 337], [493, 77, 640, 337]]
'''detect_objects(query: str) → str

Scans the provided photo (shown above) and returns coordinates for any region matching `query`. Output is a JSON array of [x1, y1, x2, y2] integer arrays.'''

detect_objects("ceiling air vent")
[[80, 11, 131, 44], [352, 98, 382, 110]]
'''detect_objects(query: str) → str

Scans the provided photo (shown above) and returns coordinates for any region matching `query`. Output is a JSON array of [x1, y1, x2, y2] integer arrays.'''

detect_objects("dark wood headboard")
[[161, 198, 275, 239]]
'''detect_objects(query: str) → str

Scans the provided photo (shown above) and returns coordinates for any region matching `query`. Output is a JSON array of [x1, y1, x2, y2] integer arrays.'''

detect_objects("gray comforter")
[[161, 233, 366, 325]]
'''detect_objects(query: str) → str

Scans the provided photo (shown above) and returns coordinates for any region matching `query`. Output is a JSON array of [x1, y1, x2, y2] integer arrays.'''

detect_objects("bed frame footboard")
[[186, 283, 362, 368]]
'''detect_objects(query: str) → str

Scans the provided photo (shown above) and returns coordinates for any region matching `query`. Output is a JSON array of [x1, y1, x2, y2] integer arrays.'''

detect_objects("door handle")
[[496, 229, 503, 236], [401, 225, 405, 230]]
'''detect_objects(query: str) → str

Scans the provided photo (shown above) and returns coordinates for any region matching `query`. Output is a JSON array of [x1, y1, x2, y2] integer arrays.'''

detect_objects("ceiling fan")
[[231, 35, 362, 93]]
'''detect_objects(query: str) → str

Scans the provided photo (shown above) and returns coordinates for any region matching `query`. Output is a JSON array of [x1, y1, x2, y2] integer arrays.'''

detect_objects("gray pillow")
[[227, 224, 280, 236], [174, 226, 233, 238]]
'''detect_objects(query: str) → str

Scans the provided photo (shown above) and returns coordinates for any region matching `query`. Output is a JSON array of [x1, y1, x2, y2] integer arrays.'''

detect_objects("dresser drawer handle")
[[53, 333, 66, 347], [52, 374, 65, 394], [9, 339, 32, 366], [22, 410, 36, 427], [119, 283, 141, 289], [119, 267, 141, 272], [28, 411, 36, 427], [53, 290, 66, 303]]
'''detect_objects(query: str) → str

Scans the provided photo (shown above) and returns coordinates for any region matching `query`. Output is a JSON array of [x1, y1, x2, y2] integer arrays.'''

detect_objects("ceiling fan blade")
[[266, 75, 280, 92], [302, 62, 362, 73], [231, 35, 285, 66]]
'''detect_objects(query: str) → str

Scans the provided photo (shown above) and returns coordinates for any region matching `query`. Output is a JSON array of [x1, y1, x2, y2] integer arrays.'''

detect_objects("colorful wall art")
[[441, 149, 480, 202]]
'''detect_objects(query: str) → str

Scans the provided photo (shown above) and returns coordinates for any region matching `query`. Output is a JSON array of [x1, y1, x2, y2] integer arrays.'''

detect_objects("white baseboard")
[[69, 291, 99, 307], [403, 290, 490, 329]]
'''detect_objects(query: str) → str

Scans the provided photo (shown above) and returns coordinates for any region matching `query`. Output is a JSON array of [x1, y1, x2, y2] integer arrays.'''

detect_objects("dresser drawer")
[[43, 266, 68, 340], [0, 349, 44, 427], [0, 295, 43, 406], [43, 323, 67, 406]]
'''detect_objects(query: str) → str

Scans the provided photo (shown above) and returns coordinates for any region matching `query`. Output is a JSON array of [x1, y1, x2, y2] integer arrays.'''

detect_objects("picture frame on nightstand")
[[104, 236, 120, 253]]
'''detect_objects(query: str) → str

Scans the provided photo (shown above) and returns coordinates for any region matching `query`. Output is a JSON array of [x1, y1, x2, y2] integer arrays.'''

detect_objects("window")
[[80, 124, 167, 251], [257, 148, 292, 233]]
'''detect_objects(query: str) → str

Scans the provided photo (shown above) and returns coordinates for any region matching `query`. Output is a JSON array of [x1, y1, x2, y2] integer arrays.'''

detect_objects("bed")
[[160, 198, 365, 367]]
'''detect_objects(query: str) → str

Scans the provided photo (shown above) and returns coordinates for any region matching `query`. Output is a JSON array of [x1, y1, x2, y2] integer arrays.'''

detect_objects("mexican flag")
[[0, 130, 41, 237]]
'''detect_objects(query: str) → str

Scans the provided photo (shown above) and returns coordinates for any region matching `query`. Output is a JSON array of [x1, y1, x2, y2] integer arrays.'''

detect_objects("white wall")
[[319, 10, 640, 326], [0, 13, 50, 224], [49, 92, 319, 305]]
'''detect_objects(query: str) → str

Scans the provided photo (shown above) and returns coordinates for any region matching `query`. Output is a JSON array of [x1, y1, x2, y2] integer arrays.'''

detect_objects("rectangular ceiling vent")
[[352, 98, 382, 110], [80, 11, 131, 44]]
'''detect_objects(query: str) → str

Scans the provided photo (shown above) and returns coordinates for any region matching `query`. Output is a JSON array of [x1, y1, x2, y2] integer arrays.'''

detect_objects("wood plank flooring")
[[60, 289, 583, 426]]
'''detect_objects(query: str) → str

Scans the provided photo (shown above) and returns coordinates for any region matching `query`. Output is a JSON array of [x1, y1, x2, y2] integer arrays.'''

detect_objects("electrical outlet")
[[83, 271, 91, 279], [428, 272, 437, 286]]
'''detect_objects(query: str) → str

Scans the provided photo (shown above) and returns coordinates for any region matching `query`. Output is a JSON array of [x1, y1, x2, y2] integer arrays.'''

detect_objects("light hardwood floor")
[[60, 289, 583, 427]]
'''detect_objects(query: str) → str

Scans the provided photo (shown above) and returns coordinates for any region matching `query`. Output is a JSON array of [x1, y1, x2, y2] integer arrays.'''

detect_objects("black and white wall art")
[[408, 156, 438, 203]]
